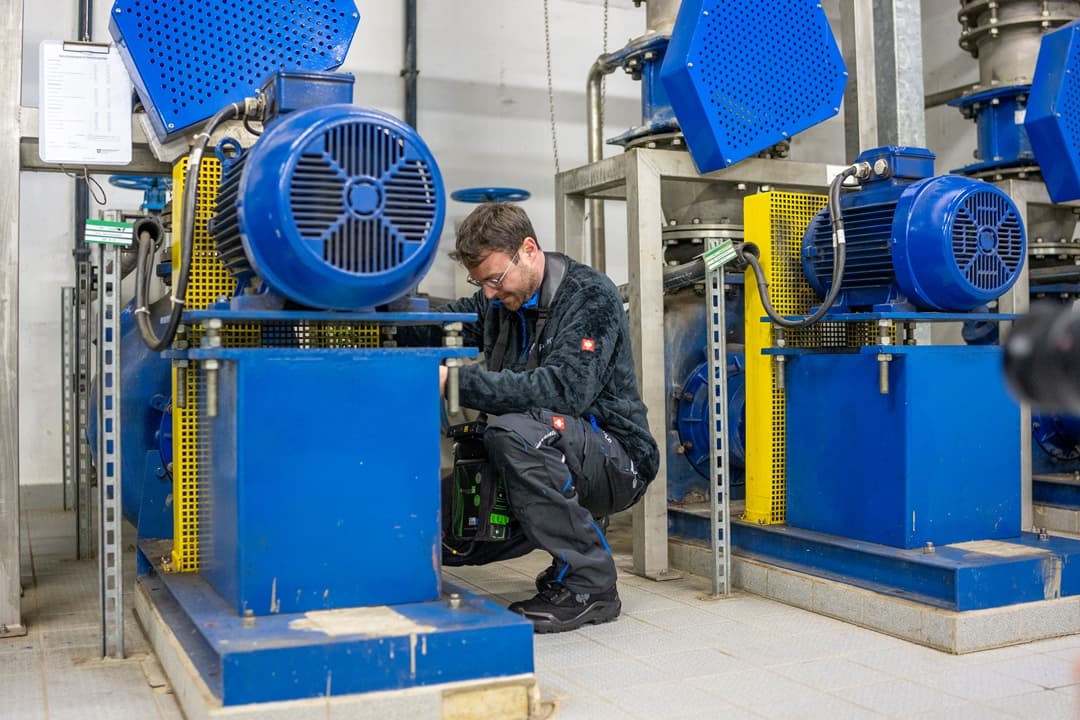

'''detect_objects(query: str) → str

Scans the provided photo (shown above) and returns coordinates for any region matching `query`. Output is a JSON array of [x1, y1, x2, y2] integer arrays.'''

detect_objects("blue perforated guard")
[[659, 0, 847, 173], [1026, 21, 1080, 203], [109, 0, 360, 141]]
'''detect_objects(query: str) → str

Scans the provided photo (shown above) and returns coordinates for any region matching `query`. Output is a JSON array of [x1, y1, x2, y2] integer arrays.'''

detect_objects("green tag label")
[[85, 219, 134, 246], [701, 239, 737, 271], [489, 513, 510, 526]]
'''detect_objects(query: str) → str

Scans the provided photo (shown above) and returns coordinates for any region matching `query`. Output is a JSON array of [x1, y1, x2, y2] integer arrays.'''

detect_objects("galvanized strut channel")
[[706, 240, 731, 597], [95, 244, 124, 658]]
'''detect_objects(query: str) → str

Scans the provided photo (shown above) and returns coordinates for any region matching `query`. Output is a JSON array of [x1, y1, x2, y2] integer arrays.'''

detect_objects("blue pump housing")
[[87, 299, 172, 530], [802, 147, 1026, 312], [675, 354, 746, 480], [211, 74, 445, 310]]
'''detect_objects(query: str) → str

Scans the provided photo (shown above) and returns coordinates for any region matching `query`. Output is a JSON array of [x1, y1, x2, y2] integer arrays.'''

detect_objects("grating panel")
[[743, 192, 882, 525], [258, 321, 380, 348], [109, 0, 360, 140], [170, 157, 259, 573]]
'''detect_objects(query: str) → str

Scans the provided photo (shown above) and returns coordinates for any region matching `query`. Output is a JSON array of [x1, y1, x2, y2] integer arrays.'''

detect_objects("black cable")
[[135, 102, 245, 351], [741, 164, 863, 329]]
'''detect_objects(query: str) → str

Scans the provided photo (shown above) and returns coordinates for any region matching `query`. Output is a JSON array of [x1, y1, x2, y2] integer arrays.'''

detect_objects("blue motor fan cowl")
[[212, 104, 445, 310], [802, 148, 1026, 312]]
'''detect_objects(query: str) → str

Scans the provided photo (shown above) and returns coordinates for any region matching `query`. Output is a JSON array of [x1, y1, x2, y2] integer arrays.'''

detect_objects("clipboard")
[[38, 40, 133, 165]]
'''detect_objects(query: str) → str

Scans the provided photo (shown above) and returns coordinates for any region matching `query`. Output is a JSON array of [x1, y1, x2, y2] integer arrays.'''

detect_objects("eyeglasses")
[[467, 250, 520, 289]]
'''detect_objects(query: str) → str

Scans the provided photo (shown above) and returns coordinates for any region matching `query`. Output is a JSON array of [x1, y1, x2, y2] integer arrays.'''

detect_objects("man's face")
[[467, 238, 542, 311]]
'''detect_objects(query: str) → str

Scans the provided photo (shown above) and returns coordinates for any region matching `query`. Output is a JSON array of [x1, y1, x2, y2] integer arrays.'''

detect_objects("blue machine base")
[[669, 510, 1080, 611], [1034, 476, 1080, 509], [137, 543, 534, 707]]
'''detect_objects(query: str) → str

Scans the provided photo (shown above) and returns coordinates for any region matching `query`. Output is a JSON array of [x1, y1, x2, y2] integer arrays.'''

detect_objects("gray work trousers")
[[443, 409, 646, 594]]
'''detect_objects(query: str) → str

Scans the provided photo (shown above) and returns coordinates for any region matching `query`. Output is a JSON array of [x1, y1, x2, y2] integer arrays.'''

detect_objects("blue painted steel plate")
[[109, 0, 360, 141], [140, 567, 534, 706], [1026, 21, 1080, 202], [670, 516, 1080, 611], [185, 309, 477, 324], [659, 0, 847, 172], [202, 348, 451, 615], [758, 312, 1021, 323], [784, 348, 1020, 550]]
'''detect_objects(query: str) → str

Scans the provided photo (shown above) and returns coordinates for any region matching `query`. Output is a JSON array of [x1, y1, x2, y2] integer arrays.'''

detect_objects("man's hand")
[[439, 364, 448, 397]]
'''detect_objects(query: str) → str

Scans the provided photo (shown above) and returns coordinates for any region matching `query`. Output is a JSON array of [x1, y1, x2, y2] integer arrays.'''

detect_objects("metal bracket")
[[705, 245, 732, 597], [61, 287, 75, 511], [76, 260, 94, 559], [94, 244, 124, 659]]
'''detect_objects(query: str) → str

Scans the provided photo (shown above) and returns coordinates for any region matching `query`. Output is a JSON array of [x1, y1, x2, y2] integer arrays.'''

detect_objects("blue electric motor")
[[211, 72, 444, 311], [802, 146, 1026, 312]]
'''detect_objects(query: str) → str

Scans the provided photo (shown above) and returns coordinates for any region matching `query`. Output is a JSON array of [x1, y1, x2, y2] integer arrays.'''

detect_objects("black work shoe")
[[509, 585, 621, 633], [535, 563, 559, 593]]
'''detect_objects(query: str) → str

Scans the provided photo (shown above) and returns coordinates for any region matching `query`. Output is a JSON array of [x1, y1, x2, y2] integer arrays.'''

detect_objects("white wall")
[[16, 0, 982, 486], [19, 0, 144, 487], [345, 0, 645, 296]]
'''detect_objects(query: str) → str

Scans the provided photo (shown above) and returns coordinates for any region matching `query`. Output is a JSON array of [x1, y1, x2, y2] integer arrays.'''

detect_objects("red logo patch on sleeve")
[[552, 416, 566, 431], [581, 338, 596, 352]]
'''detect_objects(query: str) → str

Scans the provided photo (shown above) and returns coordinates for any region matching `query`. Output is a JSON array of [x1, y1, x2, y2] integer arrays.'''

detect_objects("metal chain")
[[543, 0, 560, 174], [601, 0, 609, 130]]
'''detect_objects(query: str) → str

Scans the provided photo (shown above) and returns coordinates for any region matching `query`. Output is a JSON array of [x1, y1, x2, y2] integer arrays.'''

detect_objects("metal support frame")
[[705, 256, 731, 597], [875, 0, 926, 147], [76, 261, 94, 559], [841, 0, 926, 158], [841, 0, 878, 160], [95, 244, 124, 658], [555, 148, 831, 578], [0, 0, 25, 640], [625, 152, 670, 579], [19, 106, 173, 175], [992, 178, 1075, 531]]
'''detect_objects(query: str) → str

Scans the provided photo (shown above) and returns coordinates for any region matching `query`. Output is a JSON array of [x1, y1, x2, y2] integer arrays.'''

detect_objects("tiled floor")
[[6, 501, 181, 720], [6, 499, 1080, 719]]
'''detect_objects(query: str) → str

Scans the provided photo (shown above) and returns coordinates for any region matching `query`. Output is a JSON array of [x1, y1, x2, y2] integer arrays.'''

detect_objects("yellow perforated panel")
[[743, 192, 825, 525], [310, 323, 381, 348], [742, 191, 887, 525], [170, 157, 259, 572]]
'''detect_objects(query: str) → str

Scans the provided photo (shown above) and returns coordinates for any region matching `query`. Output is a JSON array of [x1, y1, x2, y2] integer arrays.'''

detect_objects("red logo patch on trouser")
[[552, 416, 566, 431]]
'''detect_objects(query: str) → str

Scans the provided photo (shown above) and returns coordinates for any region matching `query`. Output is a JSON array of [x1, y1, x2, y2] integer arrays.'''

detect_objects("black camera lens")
[[1004, 301, 1080, 413]]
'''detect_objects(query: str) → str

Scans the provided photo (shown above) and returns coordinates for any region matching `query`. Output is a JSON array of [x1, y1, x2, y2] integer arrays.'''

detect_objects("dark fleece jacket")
[[438, 252, 659, 482]]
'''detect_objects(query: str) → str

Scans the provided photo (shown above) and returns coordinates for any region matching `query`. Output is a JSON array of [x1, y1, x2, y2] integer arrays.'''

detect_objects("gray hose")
[[135, 101, 245, 351]]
